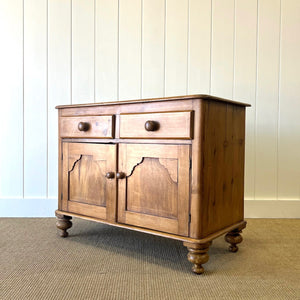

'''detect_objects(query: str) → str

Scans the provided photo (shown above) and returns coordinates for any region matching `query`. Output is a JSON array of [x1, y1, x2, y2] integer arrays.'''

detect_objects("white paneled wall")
[[234, 0, 257, 201], [142, 0, 165, 98], [72, 0, 95, 104], [278, 0, 300, 200], [165, 0, 188, 96], [119, 0, 142, 100], [188, 0, 211, 94], [211, 0, 235, 99], [95, 0, 118, 101], [48, 0, 71, 197], [0, 0, 299, 217], [0, 0, 23, 198], [255, 0, 281, 200], [24, 0, 48, 197]]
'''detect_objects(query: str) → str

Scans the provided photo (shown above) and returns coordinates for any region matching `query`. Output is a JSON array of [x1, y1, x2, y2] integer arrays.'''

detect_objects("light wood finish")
[[56, 94, 250, 109], [60, 100, 195, 119], [55, 210, 247, 245], [117, 143, 190, 236], [199, 101, 246, 238], [119, 111, 193, 139], [61, 138, 192, 145], [189, 100, 204, 239], [62, 142, 117, 221], [225, 229, 244, 253], [56, 95, 249, 274], [60, 115, 114, 138], [55, 212, 72, 237], [183, 241, 212, 274]]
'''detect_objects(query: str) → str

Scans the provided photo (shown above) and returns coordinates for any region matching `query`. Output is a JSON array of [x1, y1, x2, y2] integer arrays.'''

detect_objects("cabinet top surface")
[[56, 94, 250, 109]]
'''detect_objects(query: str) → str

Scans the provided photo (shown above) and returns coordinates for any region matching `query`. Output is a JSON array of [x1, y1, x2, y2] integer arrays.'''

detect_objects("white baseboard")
[[245, 200, 300, 218], [0, 198, 299, 218], [0, 198, 57, 217]]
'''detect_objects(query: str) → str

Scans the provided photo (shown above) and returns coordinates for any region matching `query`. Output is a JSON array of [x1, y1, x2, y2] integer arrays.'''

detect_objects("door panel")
[[68, 154, 107, 206], [126, 157, 178, 218], [118, 144, 190, 236], [62, 142, 116, 221]]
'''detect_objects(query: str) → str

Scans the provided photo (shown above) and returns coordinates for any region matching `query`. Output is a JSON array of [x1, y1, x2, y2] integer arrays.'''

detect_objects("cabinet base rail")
[[55, 210, 246, 274]]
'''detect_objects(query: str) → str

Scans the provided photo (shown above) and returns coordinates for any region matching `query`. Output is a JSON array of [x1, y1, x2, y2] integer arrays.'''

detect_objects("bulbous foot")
[[56, 212, 72, 238], [225, 230, 243, 252], [183, 241, 212, 274]]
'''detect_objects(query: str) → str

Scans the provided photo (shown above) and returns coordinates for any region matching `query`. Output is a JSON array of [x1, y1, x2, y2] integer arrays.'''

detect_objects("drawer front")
[[119, 111, 193, 139], [60, 115, 114, 138]]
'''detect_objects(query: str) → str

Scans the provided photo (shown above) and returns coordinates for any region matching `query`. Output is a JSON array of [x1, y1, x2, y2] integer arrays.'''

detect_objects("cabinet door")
[[61, 142, 116, 221], [118, 144, 190, 236]]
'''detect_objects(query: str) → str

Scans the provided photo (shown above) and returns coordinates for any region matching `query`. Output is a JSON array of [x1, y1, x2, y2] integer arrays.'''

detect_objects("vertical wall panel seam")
[[94, 0, 96, 102], [70, 0, 73, 104], [209, 0, 213, 94], [277, 0, 282, 200], [232, 0, 236, 100], [254, 0, 259, 200], [186, 0, 190, 95], [163, 0, 166, 97], [141, 0, 143, 98], [22, 0, 25, 198], [46, 0, 49, 198], [117, 0, 120, 100]]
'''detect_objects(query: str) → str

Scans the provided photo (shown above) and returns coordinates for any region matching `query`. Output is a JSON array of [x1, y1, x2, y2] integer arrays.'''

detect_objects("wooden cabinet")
[[55, 94, 250, 274]]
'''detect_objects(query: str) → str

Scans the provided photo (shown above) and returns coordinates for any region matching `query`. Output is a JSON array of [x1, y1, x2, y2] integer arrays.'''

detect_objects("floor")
[[0, 218, 299, 299]]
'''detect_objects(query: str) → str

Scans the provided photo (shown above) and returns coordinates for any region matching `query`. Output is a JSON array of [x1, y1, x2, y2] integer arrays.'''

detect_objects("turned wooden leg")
[[225, 229, 243, 252], [183, 241, 212, 274], [56, 212, 72, 238]]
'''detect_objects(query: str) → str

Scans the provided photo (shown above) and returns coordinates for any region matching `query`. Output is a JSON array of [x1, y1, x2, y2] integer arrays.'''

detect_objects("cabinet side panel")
[[201, 101, 245, 237]]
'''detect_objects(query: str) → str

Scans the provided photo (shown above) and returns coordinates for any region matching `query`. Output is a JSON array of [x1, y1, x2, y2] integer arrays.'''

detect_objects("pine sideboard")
[[55, 94, 250, 274]]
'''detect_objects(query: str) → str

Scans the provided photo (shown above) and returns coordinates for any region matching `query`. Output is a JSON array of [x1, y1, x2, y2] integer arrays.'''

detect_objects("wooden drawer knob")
[[116, 172, 126, 179], [144, 120, 159, 131], [105, 172, 115, 179], [78, 122, 90, 131]]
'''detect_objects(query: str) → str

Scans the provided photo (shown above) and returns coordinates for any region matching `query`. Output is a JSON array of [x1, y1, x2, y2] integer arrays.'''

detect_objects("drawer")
[[119, 111, 193, 139], [60, 115, 114, 138]]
